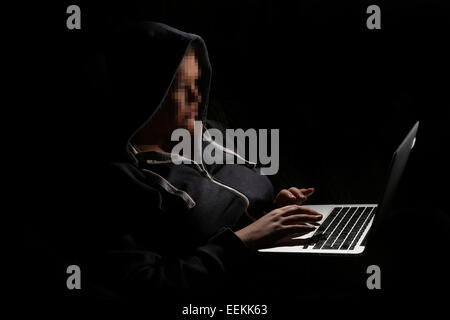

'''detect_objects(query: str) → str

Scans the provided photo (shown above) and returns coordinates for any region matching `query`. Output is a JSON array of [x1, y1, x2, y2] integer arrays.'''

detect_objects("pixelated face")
[[165, 50, 201, 134], [131, 48, 201, 148]]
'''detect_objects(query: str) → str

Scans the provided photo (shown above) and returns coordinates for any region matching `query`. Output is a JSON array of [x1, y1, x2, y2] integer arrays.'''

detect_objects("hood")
[[89, 21, 212, 162]]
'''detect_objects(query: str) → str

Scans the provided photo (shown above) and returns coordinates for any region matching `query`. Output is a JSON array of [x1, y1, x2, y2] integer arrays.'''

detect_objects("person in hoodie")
[[79, 21, 323, 301]]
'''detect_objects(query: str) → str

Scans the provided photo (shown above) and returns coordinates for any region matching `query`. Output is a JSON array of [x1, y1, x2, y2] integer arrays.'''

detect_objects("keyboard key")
[[332, 207, 365, 249], [312, 207, 346, 249], [341, 207, 371, 249], [322, 207, 354, 249], [349, 207, 376, 250]]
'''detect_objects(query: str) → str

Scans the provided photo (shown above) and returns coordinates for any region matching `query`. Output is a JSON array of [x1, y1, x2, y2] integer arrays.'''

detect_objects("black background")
[[22, 0, 449, 317], [34, 0, 450, 206]]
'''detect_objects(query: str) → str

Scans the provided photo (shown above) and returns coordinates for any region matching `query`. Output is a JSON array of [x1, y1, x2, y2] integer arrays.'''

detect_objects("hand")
[[273, 187, 315, 208], [235, 205, 322, 250]]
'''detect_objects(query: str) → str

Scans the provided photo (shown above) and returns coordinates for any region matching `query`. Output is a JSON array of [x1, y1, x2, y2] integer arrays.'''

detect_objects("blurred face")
[[131, 48, 201, 150], [165, 50, 201, 134]]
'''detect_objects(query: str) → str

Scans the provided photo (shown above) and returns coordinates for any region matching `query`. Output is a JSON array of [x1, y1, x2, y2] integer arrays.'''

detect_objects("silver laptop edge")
[[259, 121, 419, 255]]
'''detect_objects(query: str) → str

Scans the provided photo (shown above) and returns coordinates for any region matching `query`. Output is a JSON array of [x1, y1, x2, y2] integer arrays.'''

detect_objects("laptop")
[[259, 121, 419, 255]]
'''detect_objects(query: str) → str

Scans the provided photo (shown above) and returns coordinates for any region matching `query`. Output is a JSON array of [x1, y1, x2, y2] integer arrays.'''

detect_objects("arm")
[[102, 226, 250, 297], [90, 163, 321, 298], [90, 163, 251, 297]]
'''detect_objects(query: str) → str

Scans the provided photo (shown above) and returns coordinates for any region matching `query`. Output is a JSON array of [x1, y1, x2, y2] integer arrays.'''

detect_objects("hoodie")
[[76, 21, 274, 300]]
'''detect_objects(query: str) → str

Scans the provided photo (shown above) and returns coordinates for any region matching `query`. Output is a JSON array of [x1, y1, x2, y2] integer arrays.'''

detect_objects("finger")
[[295, 206, 323, 217], [273, 190, 296, 209], [277, 204, 303, 215], [281, 213, 323, 225], [288, 187, 307, 203], [300, 187, 315, 196], [275, 189, 296, 204], [279, 205, 322, 218], [280, 224, 316, 236]]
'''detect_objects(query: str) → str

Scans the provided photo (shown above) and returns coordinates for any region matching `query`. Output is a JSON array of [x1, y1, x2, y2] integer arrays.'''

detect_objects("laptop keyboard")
[[304, 206, 376, 250]]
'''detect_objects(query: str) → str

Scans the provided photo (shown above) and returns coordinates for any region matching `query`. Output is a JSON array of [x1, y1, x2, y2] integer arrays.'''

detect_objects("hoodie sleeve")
[[91, 163, 252, 297], [104, 226, 250, 296]]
